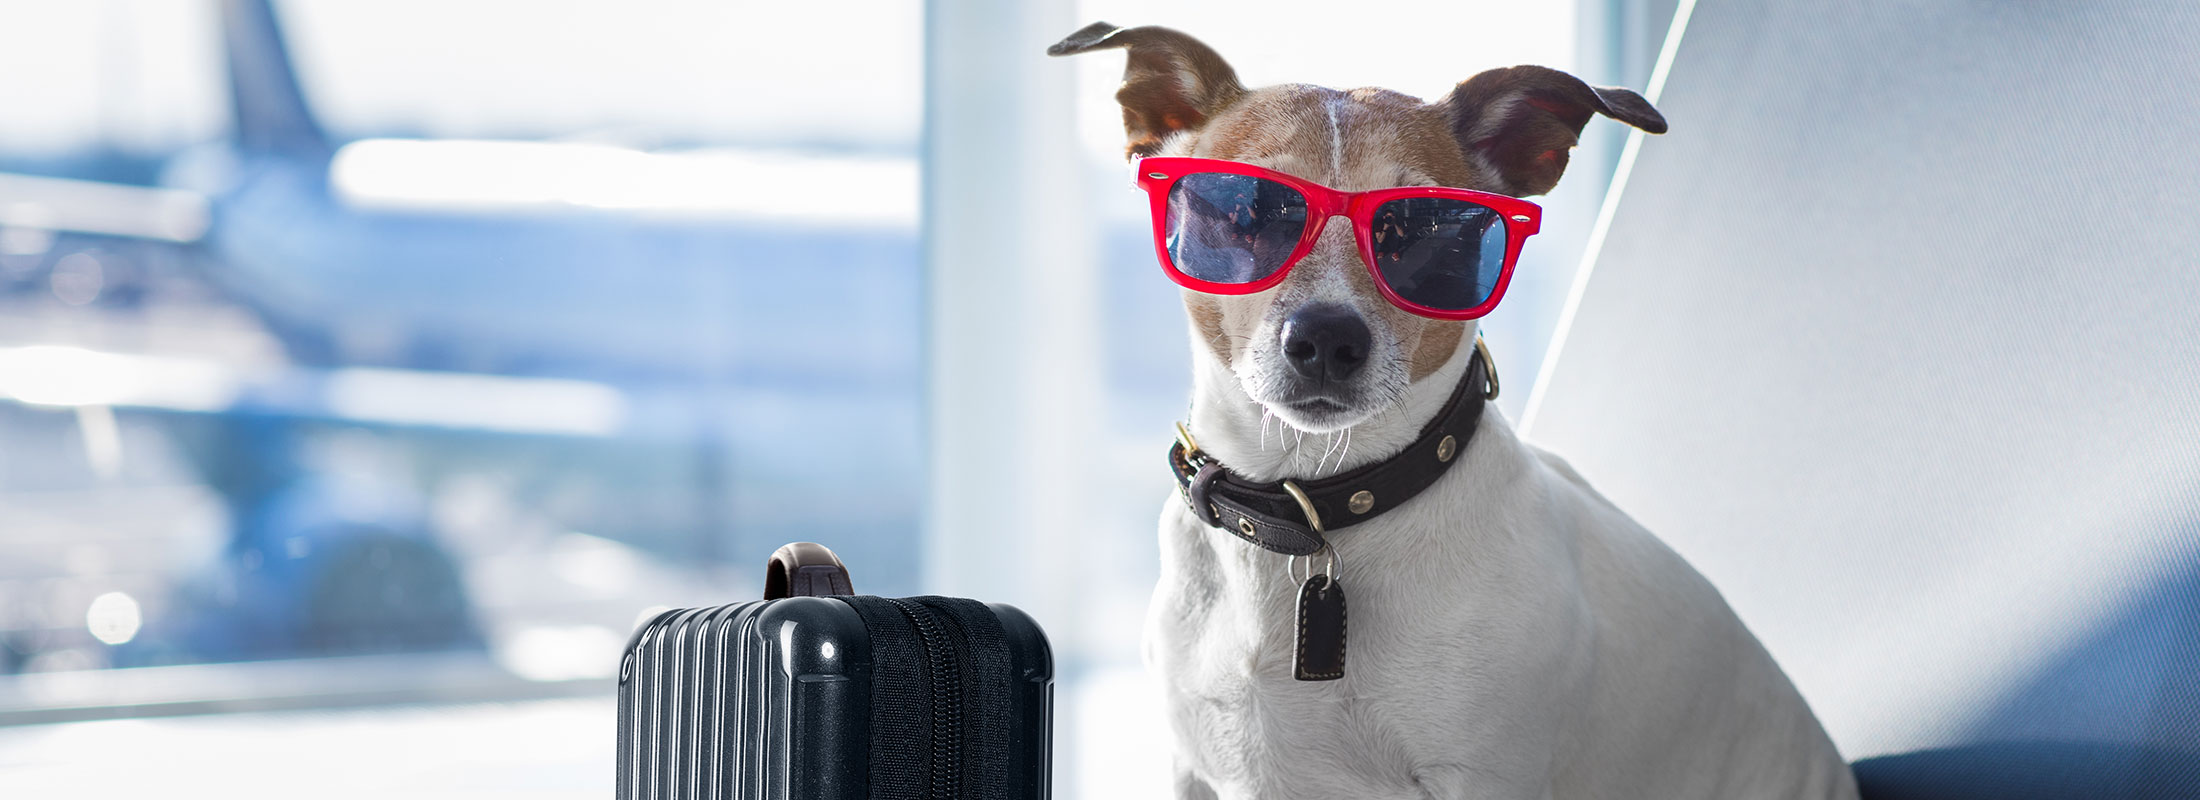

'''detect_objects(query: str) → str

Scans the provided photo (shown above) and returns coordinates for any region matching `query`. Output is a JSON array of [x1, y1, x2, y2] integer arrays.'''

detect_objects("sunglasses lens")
[[1164, 173, 1309, 285], [1369, 197, 1509, 312]]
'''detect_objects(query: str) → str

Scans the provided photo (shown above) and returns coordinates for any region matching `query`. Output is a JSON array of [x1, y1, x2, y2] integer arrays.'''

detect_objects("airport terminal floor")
[[1, 699, 610, 798]]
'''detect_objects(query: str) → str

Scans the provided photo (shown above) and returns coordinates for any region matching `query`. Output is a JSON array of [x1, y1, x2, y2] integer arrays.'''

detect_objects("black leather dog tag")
[[1293, 575, 1346, 681]]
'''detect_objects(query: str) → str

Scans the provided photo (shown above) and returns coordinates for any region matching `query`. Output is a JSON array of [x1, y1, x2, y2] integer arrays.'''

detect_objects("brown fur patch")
[[1185, 293, 1231, 366], [1408, 321, 1464, 381], [1047, 24, 1247, 159], [1437, 65, 1666, 196], [1190, 86, 1493, 192], [1168, 86, 1487, 387]]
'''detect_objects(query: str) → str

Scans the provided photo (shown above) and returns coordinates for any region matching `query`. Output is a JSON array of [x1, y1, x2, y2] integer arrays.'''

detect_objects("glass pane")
[[1370, 197, 1507, 310], [1164, 173, 1306, 284], [0, 0, 922, 727]]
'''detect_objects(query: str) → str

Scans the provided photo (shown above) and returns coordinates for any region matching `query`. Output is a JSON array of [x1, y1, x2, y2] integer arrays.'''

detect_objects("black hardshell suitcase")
[[617, 542, 1053, 800]]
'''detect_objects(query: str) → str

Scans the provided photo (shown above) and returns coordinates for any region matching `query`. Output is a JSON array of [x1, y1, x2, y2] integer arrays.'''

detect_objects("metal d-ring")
[[1279, 480, 1324, 534], [1281, 479, 1339, 585], [1474, 334, 1500, 401], [1290, 543, 1339, 586]]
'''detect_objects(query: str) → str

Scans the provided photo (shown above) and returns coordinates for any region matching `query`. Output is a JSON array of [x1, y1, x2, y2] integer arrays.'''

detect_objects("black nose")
[[1280, 304, 1372, 382]]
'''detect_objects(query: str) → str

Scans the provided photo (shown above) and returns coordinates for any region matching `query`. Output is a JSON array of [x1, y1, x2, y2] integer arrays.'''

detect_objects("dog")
[[1050, 23, 1859, 800]]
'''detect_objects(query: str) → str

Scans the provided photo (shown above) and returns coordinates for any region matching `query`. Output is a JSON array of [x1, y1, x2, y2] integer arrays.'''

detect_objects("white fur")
[[1149, 338, 1860, 799]]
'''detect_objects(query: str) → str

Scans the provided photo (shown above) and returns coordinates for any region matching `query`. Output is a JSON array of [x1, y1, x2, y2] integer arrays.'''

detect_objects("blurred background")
[[0, 0, 1673, 796]]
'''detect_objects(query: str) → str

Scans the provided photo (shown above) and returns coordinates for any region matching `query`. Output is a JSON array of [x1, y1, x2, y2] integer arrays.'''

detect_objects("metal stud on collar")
[[1347, 490, 1375, 514]]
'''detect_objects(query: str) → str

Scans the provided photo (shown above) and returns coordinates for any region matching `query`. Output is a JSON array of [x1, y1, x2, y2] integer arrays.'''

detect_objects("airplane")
[[0, 0, 925, 677]]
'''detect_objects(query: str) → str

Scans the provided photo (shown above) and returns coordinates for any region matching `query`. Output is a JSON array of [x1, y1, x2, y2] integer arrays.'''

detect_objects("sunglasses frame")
[[1134, 156, 1543, 320]]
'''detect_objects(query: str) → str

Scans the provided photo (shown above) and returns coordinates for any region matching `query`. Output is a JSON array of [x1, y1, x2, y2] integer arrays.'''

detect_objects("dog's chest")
[[1150, 500, 1525, 797]]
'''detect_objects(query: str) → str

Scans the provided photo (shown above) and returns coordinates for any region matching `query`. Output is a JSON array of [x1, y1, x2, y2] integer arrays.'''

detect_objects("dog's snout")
[[1281, 305, 1372, 382]]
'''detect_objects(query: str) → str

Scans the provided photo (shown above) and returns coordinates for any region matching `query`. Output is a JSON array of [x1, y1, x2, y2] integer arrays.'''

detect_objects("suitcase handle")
[[764, 541, 855, 599]]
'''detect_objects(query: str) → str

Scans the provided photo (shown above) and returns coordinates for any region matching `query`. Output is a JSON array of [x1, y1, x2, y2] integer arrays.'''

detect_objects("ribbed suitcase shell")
[[616, 594, 1053, 799]]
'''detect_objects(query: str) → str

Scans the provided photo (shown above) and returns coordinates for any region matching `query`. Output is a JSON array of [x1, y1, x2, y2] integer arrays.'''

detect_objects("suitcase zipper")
[[888, 598, 962, 800]]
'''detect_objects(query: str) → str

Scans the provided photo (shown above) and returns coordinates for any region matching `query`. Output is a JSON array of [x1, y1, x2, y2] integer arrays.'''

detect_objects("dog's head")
[[1053, 23, 1664, 435]]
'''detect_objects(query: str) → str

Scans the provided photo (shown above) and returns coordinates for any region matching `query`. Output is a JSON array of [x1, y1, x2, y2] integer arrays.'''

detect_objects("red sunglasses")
[[1133, 157, 1542, 320]]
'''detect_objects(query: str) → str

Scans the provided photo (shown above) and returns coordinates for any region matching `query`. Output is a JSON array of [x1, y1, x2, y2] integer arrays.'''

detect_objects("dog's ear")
[[1438, 66, 1666, 197], [1048, 22, 1246, 159]]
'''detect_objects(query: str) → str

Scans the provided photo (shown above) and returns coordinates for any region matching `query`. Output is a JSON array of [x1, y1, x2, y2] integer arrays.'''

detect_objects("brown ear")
[[1438, 66, 1667, 197], [1048, 22, 1246, 159]]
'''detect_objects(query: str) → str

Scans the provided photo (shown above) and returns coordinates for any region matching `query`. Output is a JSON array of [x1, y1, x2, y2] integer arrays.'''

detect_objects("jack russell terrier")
[[1051, 22, 1858, 800]]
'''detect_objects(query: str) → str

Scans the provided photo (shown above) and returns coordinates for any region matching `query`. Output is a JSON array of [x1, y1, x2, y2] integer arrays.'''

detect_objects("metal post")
[[922, 0, 1095, 629]]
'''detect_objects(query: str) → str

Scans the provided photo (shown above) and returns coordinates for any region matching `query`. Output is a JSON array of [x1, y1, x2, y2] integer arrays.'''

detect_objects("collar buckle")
[[1173, 420, 1211, 468]]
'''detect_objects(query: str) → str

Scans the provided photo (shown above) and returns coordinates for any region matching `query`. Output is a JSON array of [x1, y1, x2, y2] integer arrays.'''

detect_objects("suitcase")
[[616, 542, 1054, 800]]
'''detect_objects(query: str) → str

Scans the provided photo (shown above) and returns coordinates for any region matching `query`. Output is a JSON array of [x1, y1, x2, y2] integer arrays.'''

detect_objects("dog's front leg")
[[1173, 759, 1220, 800], [1411, 764, 1556, 800]]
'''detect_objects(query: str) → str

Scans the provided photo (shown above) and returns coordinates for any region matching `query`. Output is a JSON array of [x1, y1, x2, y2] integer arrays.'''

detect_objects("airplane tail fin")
[[219, 0, 329, 156]]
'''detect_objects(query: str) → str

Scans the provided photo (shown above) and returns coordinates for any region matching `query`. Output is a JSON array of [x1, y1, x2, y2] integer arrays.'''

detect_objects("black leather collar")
[[1168, 352, 1491, 557]]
